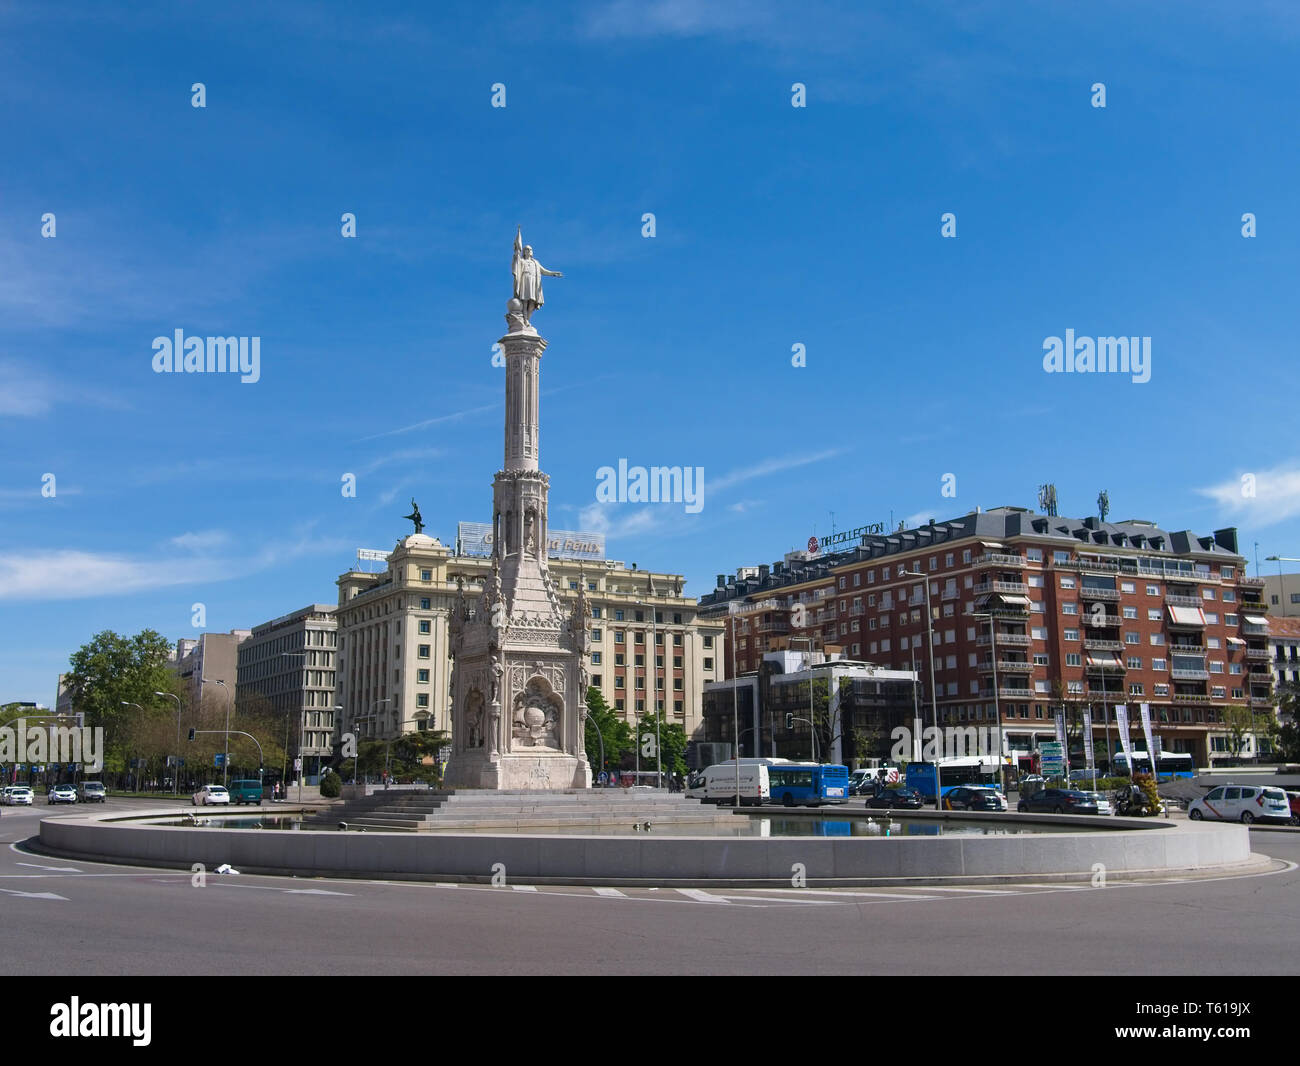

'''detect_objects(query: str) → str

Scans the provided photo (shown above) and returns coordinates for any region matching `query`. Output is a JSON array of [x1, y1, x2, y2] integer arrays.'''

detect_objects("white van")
[[1188, 784, 1292, 825], [702, 762, 770, 806]]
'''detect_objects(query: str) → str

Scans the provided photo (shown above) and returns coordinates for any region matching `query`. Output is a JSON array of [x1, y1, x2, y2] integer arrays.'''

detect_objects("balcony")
[[1080, 586, 1121, 602], [976, 632, 1032, 648], [1170, 669, 1209, 681], [1240, 576, 1266, 588], [1084, 639, 1124, 652], [1165, 594, 1201, 608], [1241, 624, 1268, 637], [1085, 660, 1126, 674], [942, 586, 961, 600], [755, 620, 789, 634], [1085, 615, 1123, 628], [994, 660, 1035, 673], [1239, 600, 1269, 614], [975, 553, 1026, 568], [1055, 558, 1121, 573], [1250, 696, 1275, 709], [848, 605, 865, 617], [1246, 647, 1271, 661], [1171, 693, 1212, 705], [1169, 643, 1206, 655]]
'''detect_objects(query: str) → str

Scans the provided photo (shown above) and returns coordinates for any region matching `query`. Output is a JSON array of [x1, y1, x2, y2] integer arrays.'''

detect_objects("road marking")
[[0, 887, 68, 900], [512, 884, 538, 892], [593, 887, 626, 897], [284, 888, 354, 895], [15, 861, 82, 872], [676, 888, 725, 903]]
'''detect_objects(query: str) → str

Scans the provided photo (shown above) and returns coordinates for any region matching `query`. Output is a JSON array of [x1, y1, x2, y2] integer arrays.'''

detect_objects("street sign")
[[597, 771, 609, 785], [1039, 741, 1065, 776], [214, 753, 225, 768], [438, 746, 451, 762]]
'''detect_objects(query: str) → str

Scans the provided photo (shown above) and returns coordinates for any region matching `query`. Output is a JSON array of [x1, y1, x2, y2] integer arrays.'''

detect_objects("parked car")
[[1017, 788, 1099, 815], [1188, 784, 1292, 825], [1080, 790, 1113, 815], [865, 787, 923, 810], [192, 784, 231, 806], [78, 781, 107, 803], [228, 779, 264, 806], [3, 786, 34, 806], [47, 784, 78, 805], [944, 786, 1007, 812], [1287, 791, 1300, 827]]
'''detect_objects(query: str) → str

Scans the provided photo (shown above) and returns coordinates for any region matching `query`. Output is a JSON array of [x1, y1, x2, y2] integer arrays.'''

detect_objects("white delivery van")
[[702, 762, 770, 806]]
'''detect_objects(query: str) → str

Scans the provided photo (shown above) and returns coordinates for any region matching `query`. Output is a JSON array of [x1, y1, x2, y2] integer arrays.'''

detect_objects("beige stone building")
[[335, 533, 723, 744], [168, 630, 251, 708]]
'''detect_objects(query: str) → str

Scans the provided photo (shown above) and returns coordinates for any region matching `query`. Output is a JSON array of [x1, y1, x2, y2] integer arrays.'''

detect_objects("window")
[[1207, 637, 1220, 649], [674, 678, 683, 691], [614, 609, 625, 621], [634, 654, 644, 666], [703, 636, 713, 648], [592, 674, 602, 688], [867, 570, 876, 584], [418, 620, 431, 634], [1127, 657, 1142, 669], [1121, 581, 1135, 593], [869, 618, 877, 630], [881, 639, 891, 652], [418, 644, 430, 658], [1062, 602, 1077, 615], [417, 694, 429, 708], [417, 669, 429, 682], [853, 572, 861, 586], [1210, 661, 1224, 673], [1026, 549, 1043, 562], [615, 675, 624, 688], [1232, 688, 1244, 699], [1053, 551, 1070, 564], [1028, 575, 1044, 588], [673, 655, 683, 668], [929, 556, 937, 571], [1035, 680, 1050, 693], [569, 580, 579, 590], [1066, 653, 1082, 667], [420, 569, 432, 581], [901, 636, 910, 651], [1064, 628, 1080, 641], [615, 653, 625, 666], [1125, 632, 1139, 645], [1034, 653, 1049, 666], [419, 597, 431, 610], [1129, 683, 1143, 695], [1229, 662, 1242, 675], [592, 607, 602, 619], [1152, 658, 1167, 671], [1148, 608, 1162, 621], [1212, 686, 1226, 698], [1222, 589, 1235, 602], [1224, 613, 1237, 626], [945, 553, 954, 567], [1060, 576, 1076, 589], [1031, 601, 1044, 613], [1202, 588, 1215, 600], [1146, 585, 1159, 596], [615, 630, 625, 644], [839, 576, 847, 590], [1154, 683, 1169, 696], [1123, 606, 1137, 619], [592, 652, 602, 665], [1150, 633, 1165, 645], [1067, 681, 1083, 694]]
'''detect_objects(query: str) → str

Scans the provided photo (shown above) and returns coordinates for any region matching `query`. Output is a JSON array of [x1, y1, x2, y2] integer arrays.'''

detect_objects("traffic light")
[[785, 713, 794, 730], [188, 728, 196, 741]]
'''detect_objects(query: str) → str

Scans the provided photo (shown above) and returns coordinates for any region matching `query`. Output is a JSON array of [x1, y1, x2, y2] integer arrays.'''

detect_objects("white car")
[[1080, 790, 1113, 815], [3, 786, 34, 806], [192, 785, 231, 806], [1188, 784, 1292, 825], [47, 784, 78, 805]]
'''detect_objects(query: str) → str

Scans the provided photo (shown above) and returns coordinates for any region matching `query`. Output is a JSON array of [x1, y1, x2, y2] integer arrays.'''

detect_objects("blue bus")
[[1112, 751, 1194, 779], [905, 757, 1000, 801], [766, 763, 851, 807]]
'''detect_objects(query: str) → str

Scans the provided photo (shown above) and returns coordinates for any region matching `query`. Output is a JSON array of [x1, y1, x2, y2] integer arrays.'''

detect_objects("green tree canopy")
[[584, 686, 632, 773], [64, 630, 180, 751]]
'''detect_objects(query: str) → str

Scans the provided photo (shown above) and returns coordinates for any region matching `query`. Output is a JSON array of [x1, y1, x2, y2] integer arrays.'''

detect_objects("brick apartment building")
[[701, 506, 1273, 766]]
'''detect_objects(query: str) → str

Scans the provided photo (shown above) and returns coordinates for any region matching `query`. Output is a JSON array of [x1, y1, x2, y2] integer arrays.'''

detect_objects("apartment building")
[[235, 605, 338, 776], [168, 630, 251, 708], [701, 506, 1270, 766]]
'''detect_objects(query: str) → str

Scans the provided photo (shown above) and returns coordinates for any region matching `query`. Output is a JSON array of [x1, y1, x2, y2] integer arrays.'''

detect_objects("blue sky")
[[3, 1, 1299, 704]]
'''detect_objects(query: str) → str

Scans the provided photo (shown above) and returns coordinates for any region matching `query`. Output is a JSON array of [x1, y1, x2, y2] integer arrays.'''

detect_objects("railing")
[[1085, 615, 1122, 628], [1164, 594, 1201, 607], [849, 605, 865, 616], [1169, 644, 1205, 655], [1239, 576, 1266, 587], [1238, 600, 1269, 613], [997, 687, 1033, 699], [1055, 559, 1121, 573], [976, 632, 1032, 647], [1171, 669, 1209, 680], [1242, 624, 1267, 636], [755, 620, 789, 634], [942, 587, 961, 600], [1250, 696, 1275, 708], [1171, 693, 1212, 704], [974, 553, 1026, 568], [1084, 639, 1124, 651], [1080, 586, 1120, 601], [1085, 660, 1126, 673]]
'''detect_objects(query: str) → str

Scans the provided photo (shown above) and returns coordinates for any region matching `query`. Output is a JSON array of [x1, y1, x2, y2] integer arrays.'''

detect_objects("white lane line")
[[676, 888, 726, 903], [747, 888, 941, 901], [206, 881, 353, 896], [511, 884, 538, 892], [711, 894, 840, 905], [15, 861, 82, 872], [0, 887, 68, 901], [593, 887, 626, 897]]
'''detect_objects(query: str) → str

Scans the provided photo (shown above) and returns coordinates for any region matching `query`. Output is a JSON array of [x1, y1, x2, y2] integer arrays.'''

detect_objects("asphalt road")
[[2, 797, 1297, 975]]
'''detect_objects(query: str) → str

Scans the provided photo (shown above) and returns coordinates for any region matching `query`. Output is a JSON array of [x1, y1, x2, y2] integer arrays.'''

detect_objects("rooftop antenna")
[[1038, 483, 1059, 517]]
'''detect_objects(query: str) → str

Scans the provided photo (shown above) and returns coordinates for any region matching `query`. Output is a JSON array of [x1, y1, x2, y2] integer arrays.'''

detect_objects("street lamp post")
[[732, 611, 740, 807], [972, 611, 1004, 794], [203, 678, 234, 786], [119, 702, 145, 791], [907, 570, 941, 810], [154, 691, 183, 794]]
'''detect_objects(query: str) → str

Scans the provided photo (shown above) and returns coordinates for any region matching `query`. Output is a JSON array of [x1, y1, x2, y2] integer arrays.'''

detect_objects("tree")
[[584, 686, 631, 774], [64, 630, 179, 757], [1220, 704, 1271, 760]]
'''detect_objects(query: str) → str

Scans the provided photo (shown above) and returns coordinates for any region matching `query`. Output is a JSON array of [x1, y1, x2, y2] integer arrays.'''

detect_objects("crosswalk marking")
[[676, 888, 725, 903], [593, 887, 626, 897], [511, 884, 538, 892]]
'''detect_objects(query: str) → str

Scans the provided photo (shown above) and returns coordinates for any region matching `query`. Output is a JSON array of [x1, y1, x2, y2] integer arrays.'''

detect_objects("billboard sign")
[[457, 521, 605, 562]]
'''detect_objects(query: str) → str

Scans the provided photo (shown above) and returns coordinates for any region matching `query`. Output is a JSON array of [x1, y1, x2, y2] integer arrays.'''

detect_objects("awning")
[[979, 541, 1004, 549], [1167, 605, 1206, 626], [1227, 637, 1246, 646], [1086, 655, 1123, 669], [996, 594, 1032, 606], [1243, 615, 1268, 626]]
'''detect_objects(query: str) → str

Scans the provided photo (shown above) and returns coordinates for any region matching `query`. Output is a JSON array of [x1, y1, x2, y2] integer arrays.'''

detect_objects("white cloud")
[[167, 530, 231, 552], [708, 449, 843, 493], [1197, 463, 1300, 527]]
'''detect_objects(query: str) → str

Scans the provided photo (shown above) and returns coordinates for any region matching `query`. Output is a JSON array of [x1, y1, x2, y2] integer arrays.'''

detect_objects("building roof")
[[701, 505, 1242, 609], [1267, 616, 1300, 640]]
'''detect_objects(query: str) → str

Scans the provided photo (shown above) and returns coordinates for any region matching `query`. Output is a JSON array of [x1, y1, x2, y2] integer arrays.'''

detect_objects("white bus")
[[698, 760, 775, 806], [1112, 750, 1194, 779]]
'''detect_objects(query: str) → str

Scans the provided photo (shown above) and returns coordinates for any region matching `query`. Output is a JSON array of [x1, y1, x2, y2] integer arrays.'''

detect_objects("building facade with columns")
[[335, 534, 723, 745]]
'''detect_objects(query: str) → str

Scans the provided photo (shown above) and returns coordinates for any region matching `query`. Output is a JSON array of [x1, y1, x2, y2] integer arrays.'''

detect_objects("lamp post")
[[119, 702, 145, 792], [972, 611, 1004, 793], [907, 570, 941, 810], [202, 678, 234, 786], [154, 691, 183, 794], [732, 611, 740, 807]]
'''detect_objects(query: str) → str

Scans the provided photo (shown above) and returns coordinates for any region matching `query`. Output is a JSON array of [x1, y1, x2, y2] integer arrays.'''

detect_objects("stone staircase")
[[305, 788, 735, 832]]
